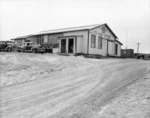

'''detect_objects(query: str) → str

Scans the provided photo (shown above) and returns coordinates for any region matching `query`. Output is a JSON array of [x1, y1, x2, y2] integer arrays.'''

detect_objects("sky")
[[0, 0, 150, 53]]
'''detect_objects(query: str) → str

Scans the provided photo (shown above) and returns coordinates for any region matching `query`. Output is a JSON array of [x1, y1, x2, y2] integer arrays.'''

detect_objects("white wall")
[[63, 30, 88, 54], [108, 41, 115, 56], [76, 37, 82, 53], [89, 25, 116, 56], [89, 34, 108, 56]]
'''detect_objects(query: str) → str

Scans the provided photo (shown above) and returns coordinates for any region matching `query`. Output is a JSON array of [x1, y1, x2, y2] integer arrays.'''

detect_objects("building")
[[134, 53, 150, 60], [12, 35, 33, 46], [12, 23, 123, 56], [121, 49, 134, 58]]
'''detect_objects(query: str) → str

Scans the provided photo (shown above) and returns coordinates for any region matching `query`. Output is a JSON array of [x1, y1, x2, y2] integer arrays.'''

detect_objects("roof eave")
[[116, 39, 123, 45], [104, 23, 118, 38], [32, 29, 89, 36]]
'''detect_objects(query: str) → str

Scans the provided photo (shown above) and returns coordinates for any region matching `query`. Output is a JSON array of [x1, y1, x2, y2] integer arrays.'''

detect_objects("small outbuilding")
[[121, 49, 134, 58]]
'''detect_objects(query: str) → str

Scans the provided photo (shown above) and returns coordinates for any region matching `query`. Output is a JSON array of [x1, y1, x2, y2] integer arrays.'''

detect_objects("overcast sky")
[[0, 0, 150, 53]]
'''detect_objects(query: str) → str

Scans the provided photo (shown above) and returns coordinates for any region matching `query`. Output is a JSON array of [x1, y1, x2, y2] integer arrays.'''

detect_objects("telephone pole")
[[126, 30, 128, 49], [137, 43, 140, 54]]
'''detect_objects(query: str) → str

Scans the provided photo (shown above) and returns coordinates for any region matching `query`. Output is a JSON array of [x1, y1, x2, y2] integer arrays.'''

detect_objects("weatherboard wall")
[[108, 41, 115, 56], [14, 39, 26, 46], [76, 36, 84, 54], [88, 34, 108, 56], [26, 36, 37, 43], [89, 25, 115, 56]]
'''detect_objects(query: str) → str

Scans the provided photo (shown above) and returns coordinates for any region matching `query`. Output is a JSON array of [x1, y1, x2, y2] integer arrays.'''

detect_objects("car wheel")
[[9, 48, 12, 52]]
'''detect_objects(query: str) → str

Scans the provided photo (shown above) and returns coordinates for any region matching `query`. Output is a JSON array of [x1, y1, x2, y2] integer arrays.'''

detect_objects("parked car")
[[41, 43, 53, 53], [18, 42, 45, 53], [0, 41, 13, 52]]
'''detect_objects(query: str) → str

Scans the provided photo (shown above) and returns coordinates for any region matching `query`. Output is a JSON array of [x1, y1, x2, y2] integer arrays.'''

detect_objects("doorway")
[[68, 38, 74, 53], [115, 44, 118, 55], [61, 39, 66, 53]]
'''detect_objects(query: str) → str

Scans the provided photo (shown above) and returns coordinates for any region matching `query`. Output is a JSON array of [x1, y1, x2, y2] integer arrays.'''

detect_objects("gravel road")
[[0, 53, 149, 118]]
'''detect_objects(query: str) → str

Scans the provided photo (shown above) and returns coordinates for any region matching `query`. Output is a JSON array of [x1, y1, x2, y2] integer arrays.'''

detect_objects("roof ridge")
[[39, 24, 101, 33]]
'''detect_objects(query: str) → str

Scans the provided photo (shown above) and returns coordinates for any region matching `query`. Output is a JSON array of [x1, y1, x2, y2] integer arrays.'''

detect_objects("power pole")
[[126, 30, 128, 49], [137, 43, 140, 54]]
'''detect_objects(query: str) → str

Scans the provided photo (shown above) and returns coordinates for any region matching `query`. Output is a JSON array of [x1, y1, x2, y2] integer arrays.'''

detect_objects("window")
[[98, 36, 102, 49], [102, 27, 106, 33], [37, 36, 44, 44], [48, 34, 61, 43], [91, 34, 96, 48]]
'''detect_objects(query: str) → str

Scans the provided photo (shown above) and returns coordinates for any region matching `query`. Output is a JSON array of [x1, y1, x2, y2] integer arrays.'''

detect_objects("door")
[[68, 38, 74, 53], [108, 41, 113, 56], [115, 44, 118, 55], [61, 39, 66, 53]]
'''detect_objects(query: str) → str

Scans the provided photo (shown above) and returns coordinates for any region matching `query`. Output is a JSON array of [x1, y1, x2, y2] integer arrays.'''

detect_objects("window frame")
[[91, 34, 96, 48]]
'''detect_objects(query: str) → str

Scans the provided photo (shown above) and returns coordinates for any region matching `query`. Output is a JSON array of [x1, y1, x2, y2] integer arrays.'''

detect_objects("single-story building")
[[121, 49, 134, 58], [12, 23, 123, 56], [134, 53, 150, 60], [12, 35, 32, 46]]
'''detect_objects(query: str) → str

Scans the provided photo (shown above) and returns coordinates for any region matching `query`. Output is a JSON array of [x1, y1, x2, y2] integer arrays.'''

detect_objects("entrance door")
[[108, 41, 113, 56], [68, 38, 74, 53], [61, 39, 66, 53]]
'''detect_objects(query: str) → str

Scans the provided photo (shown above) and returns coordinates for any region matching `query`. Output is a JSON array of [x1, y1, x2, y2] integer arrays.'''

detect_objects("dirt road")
[[0, 53, 150, 118]]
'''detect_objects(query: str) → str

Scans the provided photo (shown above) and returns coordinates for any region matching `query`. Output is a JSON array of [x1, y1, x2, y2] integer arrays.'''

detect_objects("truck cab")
[[18, 42, 45, 53], [0, 41, 14, 52]]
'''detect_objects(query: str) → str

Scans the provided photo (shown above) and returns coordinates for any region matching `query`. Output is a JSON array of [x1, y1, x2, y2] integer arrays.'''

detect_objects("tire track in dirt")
[[0, 59, 136, 102], [0, 55, 149, 118], [50, 62, 149, 118], [0, 67, 100, 102], [1, 73, 96, 112], [1, 73, 99, 118]]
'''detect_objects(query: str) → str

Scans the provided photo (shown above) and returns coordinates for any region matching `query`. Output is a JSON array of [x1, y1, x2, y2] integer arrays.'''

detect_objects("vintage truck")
[[17, 42, 45, 53], [0, 41, 13, 52]]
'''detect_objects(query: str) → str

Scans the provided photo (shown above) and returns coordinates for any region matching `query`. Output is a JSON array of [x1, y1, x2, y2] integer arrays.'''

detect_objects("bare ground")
[[0, 52, 150, 118]]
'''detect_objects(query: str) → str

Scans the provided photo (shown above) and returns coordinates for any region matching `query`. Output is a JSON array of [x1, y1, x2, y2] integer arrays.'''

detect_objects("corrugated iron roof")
[[12, 23, 119, 39], [36, 24, 101, 35], [34, 23, 118, 38], [115, 39, 123, 45], [12, 35, 34, 40]]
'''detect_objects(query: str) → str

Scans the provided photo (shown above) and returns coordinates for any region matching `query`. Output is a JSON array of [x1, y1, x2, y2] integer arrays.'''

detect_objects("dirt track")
[[0, 53, 150, 118]]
